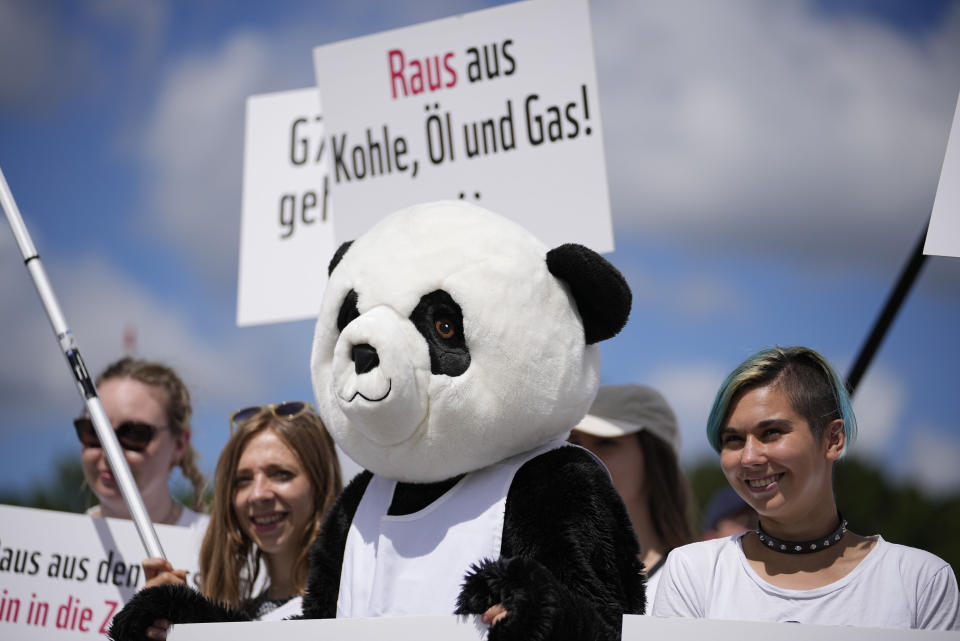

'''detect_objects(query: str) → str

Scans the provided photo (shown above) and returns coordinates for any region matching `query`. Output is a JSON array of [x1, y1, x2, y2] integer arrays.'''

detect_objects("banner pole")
[[0, 166, 166, 560], [845, 223, 930, 397]]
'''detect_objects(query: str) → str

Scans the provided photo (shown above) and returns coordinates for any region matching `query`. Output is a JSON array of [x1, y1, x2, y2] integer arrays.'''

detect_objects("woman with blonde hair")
[[142, 401, 342, 637], [75, 357, 207, 527], [653, 346, 959, 630]]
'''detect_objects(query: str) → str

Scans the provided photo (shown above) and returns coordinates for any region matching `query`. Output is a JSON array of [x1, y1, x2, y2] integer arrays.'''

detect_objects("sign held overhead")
[[313, 0, 614, 252], [237, 88, 336, 327], [924, 89, 960, 259]]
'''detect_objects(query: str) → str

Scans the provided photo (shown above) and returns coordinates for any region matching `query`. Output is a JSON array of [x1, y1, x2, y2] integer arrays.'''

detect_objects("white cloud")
[[0, 245, 266, 434], [593, 0, 960, 262], [132, 5, 503, 286], [139, 32, 274, 284], [647, 362, 730, 463], [899, 424, 960, 495], [850, 365, 905, 457], [60, 260, 265, 404], [131, 0, 960, 291], [0, 229, 72, 418]]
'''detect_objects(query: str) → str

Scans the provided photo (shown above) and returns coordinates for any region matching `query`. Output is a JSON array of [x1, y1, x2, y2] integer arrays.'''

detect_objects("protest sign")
[[312, 0, 614, 251], [237, 88, 336, 326], [924, 89, 960, 258], [0, 504, 203, 639], [166, 613, 957, 640]]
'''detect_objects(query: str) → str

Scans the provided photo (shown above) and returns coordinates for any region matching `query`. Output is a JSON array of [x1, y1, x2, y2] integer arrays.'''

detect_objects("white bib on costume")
[[336, 439, 567, 618]]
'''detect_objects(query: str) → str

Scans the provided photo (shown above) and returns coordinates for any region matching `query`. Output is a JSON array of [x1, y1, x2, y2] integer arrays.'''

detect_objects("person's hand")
[[145, 618, 171, 640], [138, 559, 186, 640], [482, 603, 509, 626], [141, 557, 188, 589]]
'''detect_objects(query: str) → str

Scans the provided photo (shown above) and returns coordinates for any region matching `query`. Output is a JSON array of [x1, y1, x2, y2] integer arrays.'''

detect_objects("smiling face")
[[719, 382, 844, 529], [81, 377, 187, 519], [232, 429, 314, 565]]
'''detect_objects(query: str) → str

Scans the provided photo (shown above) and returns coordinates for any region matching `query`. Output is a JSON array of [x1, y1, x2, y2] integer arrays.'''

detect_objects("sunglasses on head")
[[229, 401, 313, 433], [73, 417, 166, 453]]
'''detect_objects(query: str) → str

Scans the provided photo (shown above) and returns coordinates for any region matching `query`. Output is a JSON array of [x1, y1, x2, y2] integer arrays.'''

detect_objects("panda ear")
[[328, 241, 354, 276], [546, 243, 631, 344]]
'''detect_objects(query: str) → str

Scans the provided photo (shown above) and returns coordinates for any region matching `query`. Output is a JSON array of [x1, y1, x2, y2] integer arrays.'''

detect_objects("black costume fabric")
[[109, 447, 644, 641]]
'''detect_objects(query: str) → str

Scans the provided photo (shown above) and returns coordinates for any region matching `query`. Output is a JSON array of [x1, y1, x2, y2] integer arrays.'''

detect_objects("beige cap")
[[574, 384, 681, 455]]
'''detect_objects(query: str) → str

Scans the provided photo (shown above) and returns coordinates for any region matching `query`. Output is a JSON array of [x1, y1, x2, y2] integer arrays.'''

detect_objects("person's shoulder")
[[872, 536, 954, 577], [869, 537, 960, 630], [654, 534, 745, 617], [177, 506, 211, 530], [668, 533, 742, 563], [661, 534, 744, 582]]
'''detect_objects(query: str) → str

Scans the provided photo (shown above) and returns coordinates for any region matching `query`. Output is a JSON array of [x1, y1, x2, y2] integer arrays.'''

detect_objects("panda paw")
[[455, 556, 563, 641], [108, 585, 249, 640]]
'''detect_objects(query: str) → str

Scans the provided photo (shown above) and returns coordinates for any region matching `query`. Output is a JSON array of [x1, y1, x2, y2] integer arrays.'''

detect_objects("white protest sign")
[[167, 613, 957, 640], [312, 0, 614, 251], [924, 89, 960, 258], [237, 88, 336, 326], [0, 504, 203, 640]]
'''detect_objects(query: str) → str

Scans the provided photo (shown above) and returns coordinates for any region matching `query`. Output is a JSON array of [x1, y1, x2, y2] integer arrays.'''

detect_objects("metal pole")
[[846, 224, 930, 396], [0, 166, 166, 560]]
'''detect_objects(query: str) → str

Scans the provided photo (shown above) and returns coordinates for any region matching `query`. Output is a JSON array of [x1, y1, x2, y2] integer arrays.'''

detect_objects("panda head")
[[310, 201, 631, 483]]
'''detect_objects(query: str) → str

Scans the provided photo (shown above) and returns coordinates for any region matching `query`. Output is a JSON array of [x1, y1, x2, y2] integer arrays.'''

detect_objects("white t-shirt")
[[652, 532, 959, 630], [86, 503, 210, 532], [643, 561, 664, 611], [174, 505, 210, 531]]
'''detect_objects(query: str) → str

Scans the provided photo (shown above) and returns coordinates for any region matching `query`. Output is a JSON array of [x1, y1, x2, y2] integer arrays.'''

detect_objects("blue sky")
[[1, 0, 959, 498]]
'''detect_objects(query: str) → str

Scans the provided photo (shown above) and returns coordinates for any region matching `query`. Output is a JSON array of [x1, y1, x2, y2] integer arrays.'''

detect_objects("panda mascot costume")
[[110, 201, 643, 641]]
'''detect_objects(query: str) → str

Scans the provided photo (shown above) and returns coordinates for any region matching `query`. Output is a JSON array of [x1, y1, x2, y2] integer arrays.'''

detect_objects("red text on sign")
[[388, 49, 457, 98]]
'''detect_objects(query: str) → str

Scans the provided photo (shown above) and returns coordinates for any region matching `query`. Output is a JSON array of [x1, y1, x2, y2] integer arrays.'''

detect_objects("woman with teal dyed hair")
[[653, 346, 959, 630]]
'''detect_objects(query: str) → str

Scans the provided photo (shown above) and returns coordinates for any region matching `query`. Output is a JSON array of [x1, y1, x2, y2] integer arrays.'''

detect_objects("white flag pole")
[[0, 166, 166, 560]]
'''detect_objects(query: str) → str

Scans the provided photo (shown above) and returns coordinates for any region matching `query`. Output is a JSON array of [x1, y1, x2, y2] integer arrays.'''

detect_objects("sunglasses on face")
[[229, 401, 313, 433], [73, 417, 165, 453]]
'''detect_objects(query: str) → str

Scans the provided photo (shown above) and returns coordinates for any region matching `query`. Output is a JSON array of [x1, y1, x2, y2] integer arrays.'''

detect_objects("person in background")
[[141, 401, 343, 638], [568, 384, 695, 605], [75, 357, 207, 528], [700, 485, 758, 540], [653, 346, 960, 629]]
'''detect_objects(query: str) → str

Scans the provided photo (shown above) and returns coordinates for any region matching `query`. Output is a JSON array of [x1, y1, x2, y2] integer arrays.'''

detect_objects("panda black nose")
[[352, 343, 380, 375]]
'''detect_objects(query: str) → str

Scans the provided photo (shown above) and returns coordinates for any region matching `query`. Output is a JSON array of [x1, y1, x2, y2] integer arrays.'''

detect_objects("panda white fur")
[[312, 200, 604, 482], [110, 200, 643, 641]]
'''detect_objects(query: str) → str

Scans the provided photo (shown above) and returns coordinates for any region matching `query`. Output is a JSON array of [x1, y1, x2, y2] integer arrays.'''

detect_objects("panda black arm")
[[457, 446, 644, 641], [108, 585, 250, 640], [299, 470, 373, 619]]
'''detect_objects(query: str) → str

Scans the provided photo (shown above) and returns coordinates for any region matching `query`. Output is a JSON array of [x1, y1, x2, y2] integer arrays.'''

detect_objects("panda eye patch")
[[410, 290, 470, 377], [435, 319, 456, 339], [337, 289, 360, 332]]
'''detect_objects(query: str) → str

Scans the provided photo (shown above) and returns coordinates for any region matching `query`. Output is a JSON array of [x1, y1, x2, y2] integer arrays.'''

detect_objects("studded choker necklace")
[[756, 513, 847, 554]]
